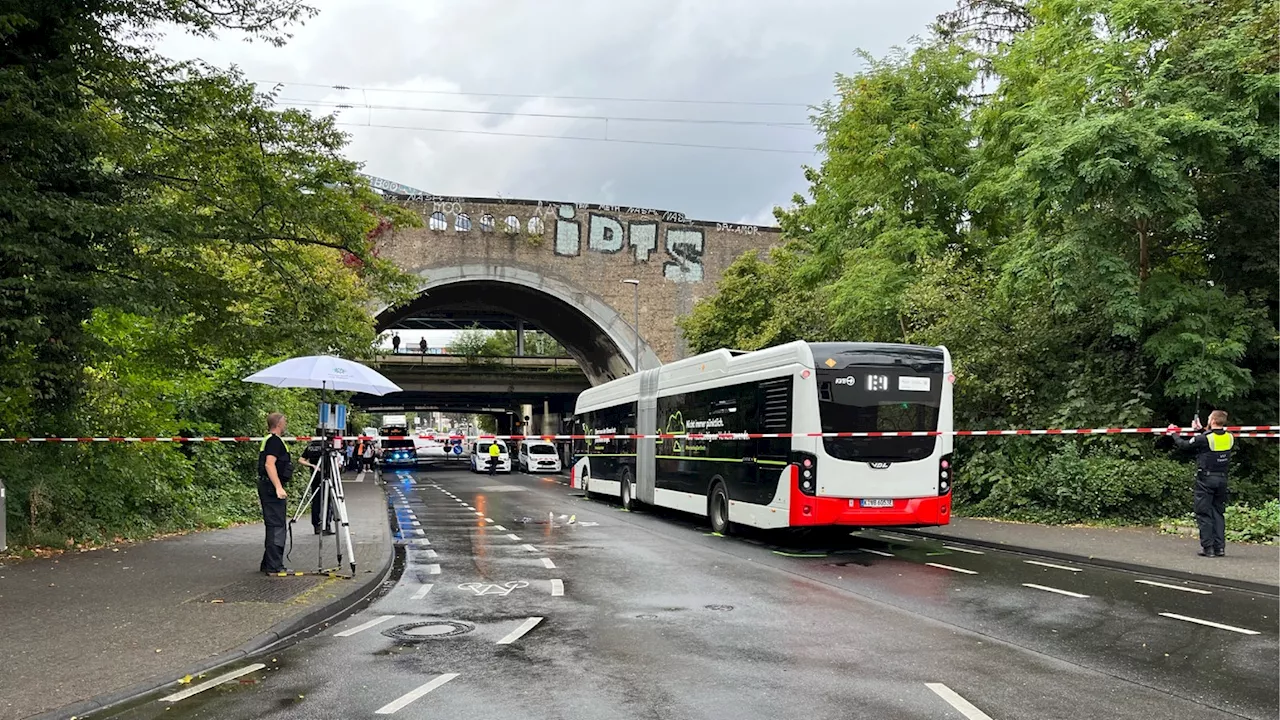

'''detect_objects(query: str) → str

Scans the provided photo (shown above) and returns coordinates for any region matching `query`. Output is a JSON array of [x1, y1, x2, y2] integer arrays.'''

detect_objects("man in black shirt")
[[257, 412, 292, 574]]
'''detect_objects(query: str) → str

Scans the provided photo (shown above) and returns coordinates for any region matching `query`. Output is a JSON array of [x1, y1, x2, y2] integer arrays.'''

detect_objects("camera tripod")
[[290, 439, 357, 577]]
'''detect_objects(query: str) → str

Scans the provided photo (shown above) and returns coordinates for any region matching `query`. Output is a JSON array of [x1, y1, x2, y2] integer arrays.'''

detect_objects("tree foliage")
[[0, 0, 417, 550], [681, 0, 1279, 523]]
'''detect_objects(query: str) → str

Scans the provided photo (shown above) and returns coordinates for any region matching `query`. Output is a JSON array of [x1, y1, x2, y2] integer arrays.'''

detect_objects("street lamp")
[[621, 279, 640, 372]]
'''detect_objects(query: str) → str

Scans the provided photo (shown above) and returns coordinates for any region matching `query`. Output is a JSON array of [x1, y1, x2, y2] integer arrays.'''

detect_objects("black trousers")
[[258, 483, 288, 572], [310, 474, 335, 531], [1193, 474, 1228, 551]]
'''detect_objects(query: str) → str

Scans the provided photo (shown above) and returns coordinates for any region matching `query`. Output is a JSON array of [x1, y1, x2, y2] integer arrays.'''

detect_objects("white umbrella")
[[242, 355, 402, 396]]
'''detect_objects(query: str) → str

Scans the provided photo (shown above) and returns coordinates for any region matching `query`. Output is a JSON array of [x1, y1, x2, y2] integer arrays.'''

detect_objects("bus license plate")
[[859, 499, 894, 508]]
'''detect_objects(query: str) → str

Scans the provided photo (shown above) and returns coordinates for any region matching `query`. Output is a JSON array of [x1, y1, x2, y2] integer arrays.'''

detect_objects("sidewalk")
[[0, 471, 392, 720], [905, 517, 1279, 594]]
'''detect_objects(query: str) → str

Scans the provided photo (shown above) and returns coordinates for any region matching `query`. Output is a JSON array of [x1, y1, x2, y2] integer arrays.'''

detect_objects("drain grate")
[[704, 604, 734, 612], [194, 576, 324, 604], [383, 620, 474, 642]]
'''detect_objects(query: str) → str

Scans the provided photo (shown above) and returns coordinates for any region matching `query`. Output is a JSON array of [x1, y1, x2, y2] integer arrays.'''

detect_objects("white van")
[[469, 439, 511, 473], [517, 440, 562, 474]]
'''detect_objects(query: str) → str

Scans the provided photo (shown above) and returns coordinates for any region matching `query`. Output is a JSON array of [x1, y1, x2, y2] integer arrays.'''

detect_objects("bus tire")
[[708, 481, 730, 535], [620, 467, 635, 511]]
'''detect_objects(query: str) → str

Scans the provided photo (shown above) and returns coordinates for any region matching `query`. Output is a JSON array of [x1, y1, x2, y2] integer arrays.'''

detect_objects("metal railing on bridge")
[[372, 353, 580, 372]]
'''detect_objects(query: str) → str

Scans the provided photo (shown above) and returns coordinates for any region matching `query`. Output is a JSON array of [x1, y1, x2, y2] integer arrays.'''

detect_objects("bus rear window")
[[816, 368, 941, 462]]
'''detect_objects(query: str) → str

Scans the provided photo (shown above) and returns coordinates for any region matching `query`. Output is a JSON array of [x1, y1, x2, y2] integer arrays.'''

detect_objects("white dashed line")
[[414, 529, 425, 536], [541, 558, 556, 569], [160, 663, 266, 703], [475, 511, 484, 516], [862, 549, 894, 557], [465, 506, 475, 510], [550, 579, 564, 596], [521, 544, 538, 552], [496, 617, 544, 645], [425, 563, 441, 575], [495, 525, 507, 531], [335, 615, 397, 637], [410, 521, 421, 527], [423, 549, 438, 558], [411, 584, 434, 600], [484, 518, 494, 523], [1022, 583, 1089, 598], [1159, 613, 1259, 635], [374, 673, 460, 714], [507, 534, 521, 541], [1025, 560, 1081, 572], [942, 545, 985, 555], [925, 683, 994, 720], [925, 562, 977, 575], [1135, 579, 1212, 595]]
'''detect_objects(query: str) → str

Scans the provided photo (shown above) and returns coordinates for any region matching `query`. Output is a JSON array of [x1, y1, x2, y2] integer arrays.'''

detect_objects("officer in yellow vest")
[[488, 441, 501, 476], [1167, 409, 1234, 557]]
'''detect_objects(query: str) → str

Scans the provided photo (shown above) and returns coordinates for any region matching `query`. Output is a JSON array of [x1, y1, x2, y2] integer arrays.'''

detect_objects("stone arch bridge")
[[373, 193, 782, 388]]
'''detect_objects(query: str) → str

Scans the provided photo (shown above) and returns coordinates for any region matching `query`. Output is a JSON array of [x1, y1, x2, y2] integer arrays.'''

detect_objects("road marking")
[[925, 683, 994, 720], [541, 558, 556, 569], [550, 579, 564, 596], [410, 521, 421, 527], [943, 545, 985, 555], [355, 471, 366, 483], [460, 580, 527, 596], [1135, 579, 1212, 595], [475, 511, 484, 516], [1159, 612, 1260, 635], [425, 563, 441, 575], [411, 584, 434, 600], [160, 663, 266, 703], [414, 529, 425, 536], [465, 506, 475, 510], [521, 544, 538, 552], [878, 532, 917, 542], [423, 549, 438, 558], [494, 525, 507, 531], [862, 549, 894, 557], [507, 533, 521, 541], [335, 615, 397, 637], [925, 562, 978, 575], [1025, 560, 1081, 572], [374, 673, 460, 714], [484, 517, 495, 523], [1023, 583, 1089, 598], [496, 616, 544, 645]]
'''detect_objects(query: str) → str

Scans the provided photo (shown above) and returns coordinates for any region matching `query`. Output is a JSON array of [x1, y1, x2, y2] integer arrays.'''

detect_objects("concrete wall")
[[378, 196, 781, 364]]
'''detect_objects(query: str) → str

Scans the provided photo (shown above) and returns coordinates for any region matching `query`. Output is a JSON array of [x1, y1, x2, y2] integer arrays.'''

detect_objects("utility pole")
[[622, 279, 640, 372]]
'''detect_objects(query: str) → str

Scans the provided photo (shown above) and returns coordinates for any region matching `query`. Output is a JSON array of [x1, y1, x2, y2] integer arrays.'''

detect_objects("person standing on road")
[[1167, 409, 1234, 558], [257, 413, 292, 574], [488, 441, 500, 475]]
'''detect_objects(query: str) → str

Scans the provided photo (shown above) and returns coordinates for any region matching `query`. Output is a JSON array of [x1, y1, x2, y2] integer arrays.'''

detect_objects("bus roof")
[[574, 340, 948, 414]]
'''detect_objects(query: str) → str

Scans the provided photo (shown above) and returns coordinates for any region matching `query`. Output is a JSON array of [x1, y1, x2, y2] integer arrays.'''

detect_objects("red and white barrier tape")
[[0, 426, 1276, 443]]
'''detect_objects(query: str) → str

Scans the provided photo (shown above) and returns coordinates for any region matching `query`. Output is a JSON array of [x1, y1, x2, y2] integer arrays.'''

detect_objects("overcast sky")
[[156, 0, 952, 228]]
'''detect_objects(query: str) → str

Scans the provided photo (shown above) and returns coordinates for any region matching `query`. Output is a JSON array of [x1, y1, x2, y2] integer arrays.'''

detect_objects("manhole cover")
[[193, 576, 323, 604], [383, 620, 473, 642], [636, 614, 658, 620], [704, 604, 734, 612]]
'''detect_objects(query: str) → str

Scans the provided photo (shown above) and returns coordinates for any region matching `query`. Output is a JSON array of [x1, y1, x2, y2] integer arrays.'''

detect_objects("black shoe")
[[313, 526, 322, 535], [322, 529, 336, 536], [264, 568, 292, 575], [1214, 548, 1226, 557], [1197, 549, 1215, 557]]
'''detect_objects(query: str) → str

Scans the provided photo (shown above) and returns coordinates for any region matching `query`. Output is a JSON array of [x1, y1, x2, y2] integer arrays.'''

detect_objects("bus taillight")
[[791, 451, 818, 496], [939, 454, 953, 495]]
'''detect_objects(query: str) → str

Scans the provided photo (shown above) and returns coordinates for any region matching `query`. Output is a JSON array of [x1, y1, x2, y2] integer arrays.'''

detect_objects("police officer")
[[1167, 409, 1234, 557], [258, 412, 292, 574], [488, 441, 501, 476]]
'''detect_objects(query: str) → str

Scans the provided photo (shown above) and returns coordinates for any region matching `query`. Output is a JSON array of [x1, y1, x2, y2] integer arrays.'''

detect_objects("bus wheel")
[[620, 468, 635, 511], [708, 482, 730, 535]]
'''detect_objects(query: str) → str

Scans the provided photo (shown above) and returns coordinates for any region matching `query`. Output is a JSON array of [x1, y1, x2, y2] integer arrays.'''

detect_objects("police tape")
[[0, 426, 1276, 443]]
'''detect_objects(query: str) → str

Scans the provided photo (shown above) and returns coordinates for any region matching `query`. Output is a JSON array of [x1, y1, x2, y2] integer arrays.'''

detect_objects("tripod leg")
[[327, 453, 357, 576]]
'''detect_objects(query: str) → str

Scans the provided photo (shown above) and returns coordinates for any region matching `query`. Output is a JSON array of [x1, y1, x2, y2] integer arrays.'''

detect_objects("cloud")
[[154, 0, 952, 223]]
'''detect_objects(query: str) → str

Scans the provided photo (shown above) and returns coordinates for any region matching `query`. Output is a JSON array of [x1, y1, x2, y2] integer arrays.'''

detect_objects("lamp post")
[[621, 279, 640, 372]]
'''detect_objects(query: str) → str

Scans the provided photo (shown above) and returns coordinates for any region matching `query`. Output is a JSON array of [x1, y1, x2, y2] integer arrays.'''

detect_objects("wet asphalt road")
[[97, 464, 1278, 720]]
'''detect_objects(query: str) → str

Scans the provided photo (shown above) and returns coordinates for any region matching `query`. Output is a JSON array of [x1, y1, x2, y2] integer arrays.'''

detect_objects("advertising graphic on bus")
[[570, 341, 954, 533]]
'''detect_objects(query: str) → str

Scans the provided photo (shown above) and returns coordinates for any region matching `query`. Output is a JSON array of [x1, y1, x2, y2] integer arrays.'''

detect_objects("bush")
[[1225, 500, 1280, 544]]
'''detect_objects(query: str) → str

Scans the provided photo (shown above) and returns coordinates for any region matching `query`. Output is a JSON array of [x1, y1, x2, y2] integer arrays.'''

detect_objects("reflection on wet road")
[[98, 465, 1278, 720]]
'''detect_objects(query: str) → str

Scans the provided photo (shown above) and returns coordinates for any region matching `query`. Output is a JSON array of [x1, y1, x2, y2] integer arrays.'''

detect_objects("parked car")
[[469, 440, 511, 473], [517, 440, 562, 474]]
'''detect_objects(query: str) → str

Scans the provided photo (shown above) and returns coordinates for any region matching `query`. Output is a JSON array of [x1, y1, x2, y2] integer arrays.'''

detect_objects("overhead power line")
[[333, 121, 817, 155], [276, 97, 813, 129], [256, 79, 815, 109]]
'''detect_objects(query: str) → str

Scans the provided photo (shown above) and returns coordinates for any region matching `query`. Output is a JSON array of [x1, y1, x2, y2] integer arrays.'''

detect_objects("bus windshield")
[[816, 366, 941, 462]]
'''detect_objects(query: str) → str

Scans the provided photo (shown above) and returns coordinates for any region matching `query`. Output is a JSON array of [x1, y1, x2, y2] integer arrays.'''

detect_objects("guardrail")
[[372, 354, 580, 371]]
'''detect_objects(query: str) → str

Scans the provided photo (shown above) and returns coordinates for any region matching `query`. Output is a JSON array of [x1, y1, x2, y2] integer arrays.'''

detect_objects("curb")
[[898, 528, 1280, 597], [38, 483, 398, 720]]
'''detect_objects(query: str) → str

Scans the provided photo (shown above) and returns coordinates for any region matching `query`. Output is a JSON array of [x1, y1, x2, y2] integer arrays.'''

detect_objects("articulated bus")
[[569, 341, 954, 534]]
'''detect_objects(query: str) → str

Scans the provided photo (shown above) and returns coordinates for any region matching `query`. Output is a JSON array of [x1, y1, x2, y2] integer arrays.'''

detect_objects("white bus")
[[569, 341, 954, 534]]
